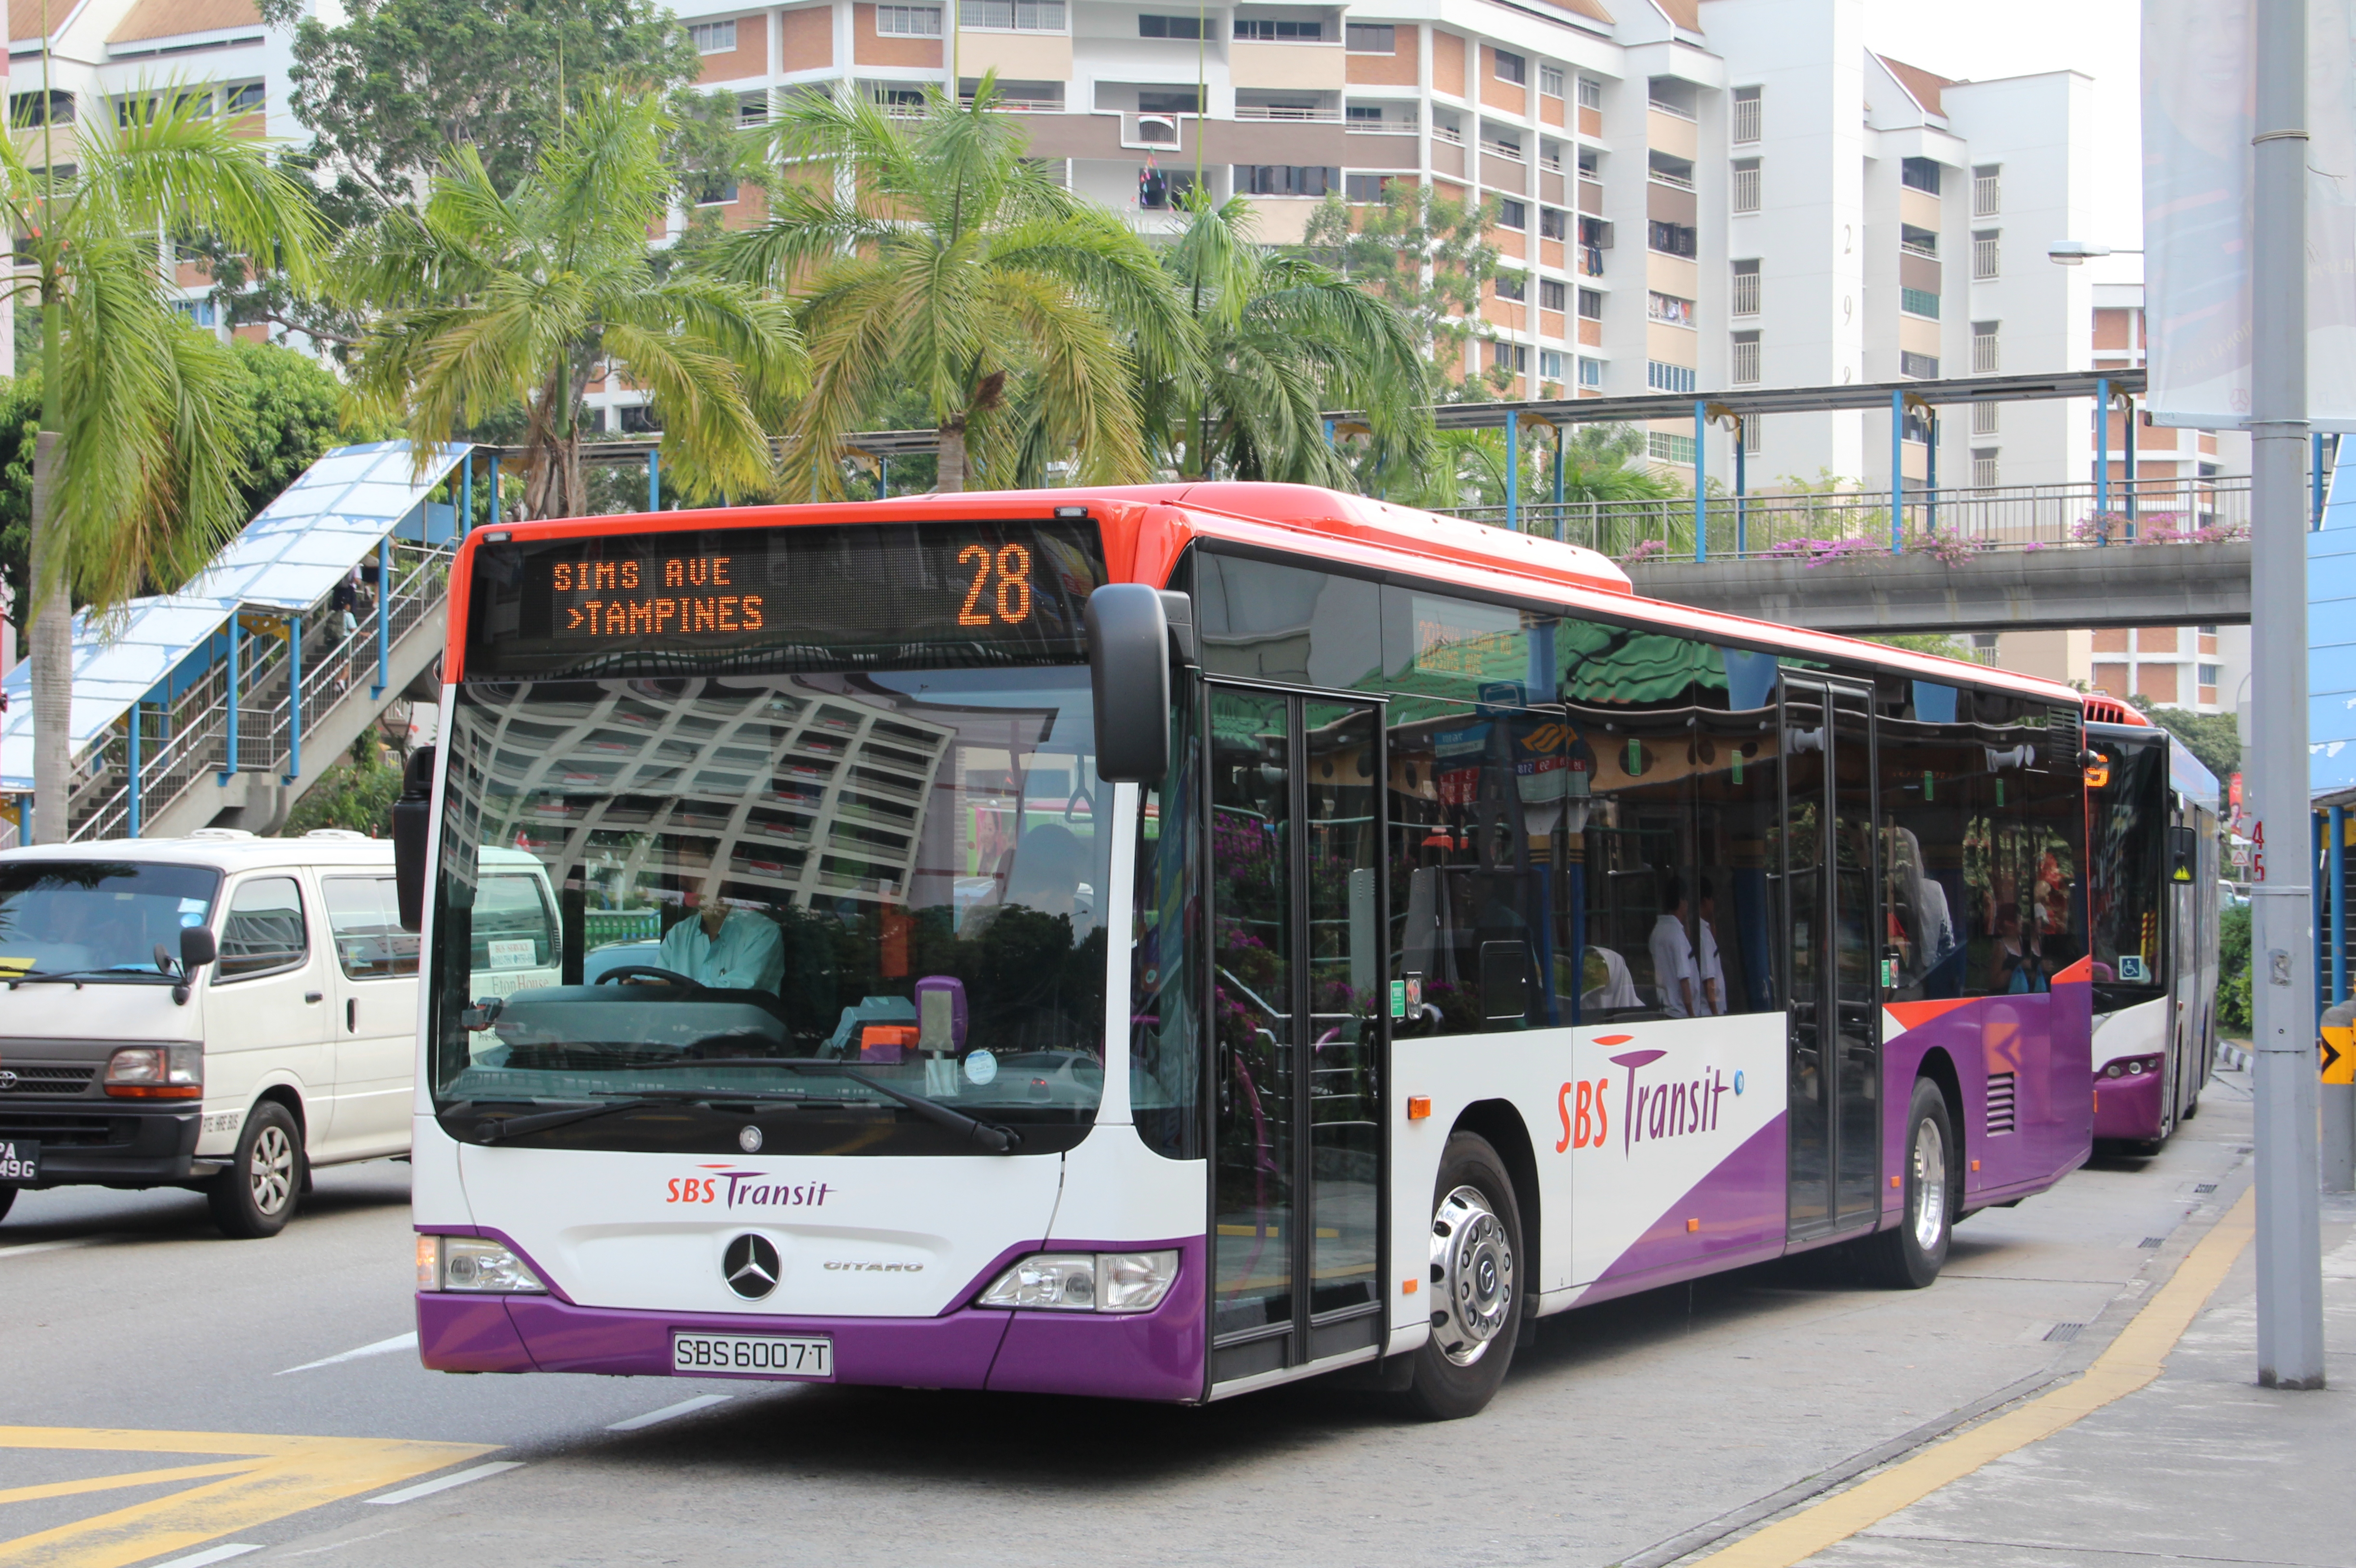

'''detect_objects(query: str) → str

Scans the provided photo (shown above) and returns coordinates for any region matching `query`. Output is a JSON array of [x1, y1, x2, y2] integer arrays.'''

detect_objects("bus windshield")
[[429, 667, 1112, 1156], [2088, 734, 2168, 997], [0, 862, 221, 984]]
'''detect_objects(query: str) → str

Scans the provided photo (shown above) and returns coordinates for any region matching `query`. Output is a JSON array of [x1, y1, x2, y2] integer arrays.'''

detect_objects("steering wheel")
[[595, 964, 702, 988]]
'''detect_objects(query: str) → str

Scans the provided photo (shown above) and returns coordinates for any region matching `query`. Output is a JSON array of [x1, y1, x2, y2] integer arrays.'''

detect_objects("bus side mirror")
[[394, 745, 437, 933], [2169, 824, 2198, 885], [1086, 585, 1169, 784]]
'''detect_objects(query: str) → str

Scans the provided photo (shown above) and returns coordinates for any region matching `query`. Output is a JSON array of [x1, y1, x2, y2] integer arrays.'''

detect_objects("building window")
[[1647, 361, 1698, 394], [1540, 348, 1566, 381], [1539, 206, 1567, 240], [1494, 49, 1526, 85], [1138, 88, 1199, 113], [1901, 224, 1937, 258], [1233, 164, 1334, 195], [2199, 663, 2223, 686], [1576, 76, 1602, 111], [878, 5, 942, 32], [174, 298, 219, 328], [1900, 157, 1942, 195], [1344, 172, 1391, 201], [1648, 430, 1697, 465], [1347, 104, 1384, 125], [1972, 229, 1999, 279], [961, 0, 1065, 29], [1497, 198, 1526, 230], [1731, 330, 1761, 385], [688, 18, 737, 52], [227, 81, 265, 113], [1234, 18, 1321, 40], [1648, 150, 1695, 189], [1345, 22, 1393, 51], [1577, 288, 1604, 319], [1731, 258, 1760, 317], [1973, 164, 2000, 216], [1648, 220, 1697, 258], [1648, 291, 1695, 327], [1495, 272, 1526, 302], [2199, 625, 2219, 635], [1902, 408, 1932, 445], [1540, 278, 1566, 311], [1972, 447, 1999, 487], [1579, 356, 1604, 387], [1732, 158, 1760, 214], [1900, 351, 1940, 378], [741, 90, 771, 124], [1972, 320, 2000, 374], [1137, 166, 1196, 208], [1732, 85, 1761, 145], [9, 89, 74, 127], [1139, 12, 1207, 36], [1972, 400, 1999, 436], [1742, 413, 1762, 453], [1900, 287, 1940, 319], [1491, 341, 1529, 373], [1577, 145, 1599, 178], [2200, 462, 2220, 478], [1540, 63, 1565, 98]]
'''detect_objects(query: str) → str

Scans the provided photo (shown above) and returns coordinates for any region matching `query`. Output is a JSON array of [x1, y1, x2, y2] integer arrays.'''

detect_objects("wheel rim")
[[249, 1125, 294, 1216], [1910, 1116, 1946, 1253], [1429, 1185, 1514, 1367]]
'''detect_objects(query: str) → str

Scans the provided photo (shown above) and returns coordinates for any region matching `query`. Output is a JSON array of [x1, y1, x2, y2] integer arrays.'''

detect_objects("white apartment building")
[[8, 0, 2111, 499]]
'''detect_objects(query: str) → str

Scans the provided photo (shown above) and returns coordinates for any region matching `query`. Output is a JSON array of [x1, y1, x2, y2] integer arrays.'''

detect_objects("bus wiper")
[[466, 1096, 667, 1143], [461, 1079, 1020, 1154], [607, 1058, 1024, 1152]]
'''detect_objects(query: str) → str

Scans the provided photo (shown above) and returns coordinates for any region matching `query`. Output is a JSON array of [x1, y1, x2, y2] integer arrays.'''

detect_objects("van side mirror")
[[394, 745, 437, 933], [178, 925, 216, 972], [1085, 585, 1170, 785]]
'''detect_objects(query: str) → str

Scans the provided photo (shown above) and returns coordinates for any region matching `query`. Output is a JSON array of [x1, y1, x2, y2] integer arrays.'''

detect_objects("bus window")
[[2087, 735, 2168, 996], [1195, 552, 1383, 691]]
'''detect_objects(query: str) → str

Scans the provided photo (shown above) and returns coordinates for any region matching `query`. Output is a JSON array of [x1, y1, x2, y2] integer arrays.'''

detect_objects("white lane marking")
[[277, 1331, 420, 1375], [0, 1238, 98, 1259], [363, 1462, 523, 1506], [607, 1393, 733, 1431], [151, 1546, 265, 1568]]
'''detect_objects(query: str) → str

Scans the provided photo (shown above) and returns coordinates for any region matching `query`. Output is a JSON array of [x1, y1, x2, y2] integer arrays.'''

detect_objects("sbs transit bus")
[[398, 483, 2094, 1419], [2082, 701, 2222, 1151]]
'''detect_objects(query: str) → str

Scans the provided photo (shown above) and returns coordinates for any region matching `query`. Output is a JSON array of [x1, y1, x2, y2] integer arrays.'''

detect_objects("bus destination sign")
[[550, 553, 766, 640]]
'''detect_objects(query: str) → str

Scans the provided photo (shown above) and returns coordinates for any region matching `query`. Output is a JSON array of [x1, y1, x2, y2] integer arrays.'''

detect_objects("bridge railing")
[[1440, 474, 2251, 561]]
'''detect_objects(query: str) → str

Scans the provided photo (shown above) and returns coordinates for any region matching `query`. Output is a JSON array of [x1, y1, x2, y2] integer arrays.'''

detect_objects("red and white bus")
[[399, 482, 2093, 1418]]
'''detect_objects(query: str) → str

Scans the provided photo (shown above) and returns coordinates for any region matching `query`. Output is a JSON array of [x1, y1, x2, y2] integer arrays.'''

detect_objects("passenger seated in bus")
[[1990, 903, 2045, 994], [652, 882, 785, 993], [1575, 944, 1643, 1013], [1648, 876, 1700, 1018]]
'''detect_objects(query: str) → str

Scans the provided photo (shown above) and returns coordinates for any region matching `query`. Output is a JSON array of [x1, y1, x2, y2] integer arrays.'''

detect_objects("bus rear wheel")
[[1858, 1079, 1955, 1290], [1402, 1132, 1522, 1421]]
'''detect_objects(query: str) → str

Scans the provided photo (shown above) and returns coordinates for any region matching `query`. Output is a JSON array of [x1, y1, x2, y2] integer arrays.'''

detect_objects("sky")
[[1861, 0, 2143, 260]]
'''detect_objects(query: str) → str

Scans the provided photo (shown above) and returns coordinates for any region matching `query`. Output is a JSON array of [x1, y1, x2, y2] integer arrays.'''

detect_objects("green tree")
[[11, 88, 326, 843], [1303, 184, 1501, 398], [257, 0, 701, 200], [346, 88, 804, 519], [2128, 695, 2242, 782], [1145, 194, 1429, 487], [2218, 899, 2252, 1034], [1390, 422, 1678, 520], [280, 732, 405, 837], [718, 80, 1194, 494], [1868, 632, 1977, 661]]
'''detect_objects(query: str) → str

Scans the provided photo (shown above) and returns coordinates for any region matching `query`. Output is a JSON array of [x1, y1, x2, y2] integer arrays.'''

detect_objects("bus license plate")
[[0, 1140, 38, 1185], [671, 1331, 832, 1380]]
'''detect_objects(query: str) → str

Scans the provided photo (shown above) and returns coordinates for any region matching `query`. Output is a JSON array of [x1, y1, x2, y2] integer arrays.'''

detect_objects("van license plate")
[[0, 1140, 39, 1185], [670, 1332, 832, 1380]]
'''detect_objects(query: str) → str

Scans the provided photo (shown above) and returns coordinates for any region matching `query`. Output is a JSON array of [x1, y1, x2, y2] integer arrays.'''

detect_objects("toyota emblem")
[[722, 1233, 781, 1300], [0, 1071, 16, 1092]]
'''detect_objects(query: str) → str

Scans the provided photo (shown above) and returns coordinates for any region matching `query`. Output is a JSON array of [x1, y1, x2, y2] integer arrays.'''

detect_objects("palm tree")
[[1396, 422, 1680, 523], [8, 85, 327, 843], [347, 89, 804, 520], [718, 79, 1194, 495], [1147, 194, 1429, 487]]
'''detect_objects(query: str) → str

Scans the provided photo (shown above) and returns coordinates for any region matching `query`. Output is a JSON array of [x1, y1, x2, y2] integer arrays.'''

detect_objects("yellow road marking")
[[0, 1428, 498, 1568], [0, 1463, 259, 1507], [1692, 1186, 2257, 1567]]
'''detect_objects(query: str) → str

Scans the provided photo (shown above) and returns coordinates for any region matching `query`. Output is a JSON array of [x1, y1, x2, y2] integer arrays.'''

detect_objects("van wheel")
[[1858, 1079, 1955, 1289], [1401, 1132, 1522, 1421], [209, 1102, 304, 1239]]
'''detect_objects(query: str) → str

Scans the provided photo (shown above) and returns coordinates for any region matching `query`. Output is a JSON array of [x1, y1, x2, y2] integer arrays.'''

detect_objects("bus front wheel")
[[1859, 1079, 1956, 1290], [1403, 1132, 1523, 1421]]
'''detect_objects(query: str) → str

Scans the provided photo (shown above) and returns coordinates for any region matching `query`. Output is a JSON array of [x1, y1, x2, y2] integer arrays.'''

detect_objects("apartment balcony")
[[1237, 105, 1343, 121], [1431, 122, 1464, 145], [1647, 167, 1694, 192]]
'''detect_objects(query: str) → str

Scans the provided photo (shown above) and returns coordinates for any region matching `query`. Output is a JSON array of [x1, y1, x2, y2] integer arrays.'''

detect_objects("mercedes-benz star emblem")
[[722, 1233, 781, 1300]]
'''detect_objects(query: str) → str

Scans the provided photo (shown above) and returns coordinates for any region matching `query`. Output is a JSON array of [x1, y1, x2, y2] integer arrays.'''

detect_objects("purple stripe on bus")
[[498, 1295, 1017, 1385], [416, 1293, 538, 1372], [2092, 1064, 2166, 1141], [986, 1237, 1206, 1401], [1592, 1114, 1788, 1286]]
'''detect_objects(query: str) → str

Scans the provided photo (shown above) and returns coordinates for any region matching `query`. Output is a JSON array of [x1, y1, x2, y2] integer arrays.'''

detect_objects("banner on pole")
[[2144, 0, 2356, 428]]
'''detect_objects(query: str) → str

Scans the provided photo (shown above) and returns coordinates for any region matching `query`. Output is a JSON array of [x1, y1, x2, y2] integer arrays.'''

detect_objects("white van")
[[0, 830, 559, 1237]]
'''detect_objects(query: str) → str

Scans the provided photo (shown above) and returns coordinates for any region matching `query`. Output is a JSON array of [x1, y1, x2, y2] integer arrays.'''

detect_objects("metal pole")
[[460, 454, 473, 540], [218, 616, 240, 785], [2332, 804, 2346, 1003], [2314, 434, 2327, 526], [488, 455, 502, 527], [372, 539, 390, 699], [2124, 398, 2138, 535], [1505, 411, 1519, 532], [1692, 399, 1707, 562], [877, 456, 888, 501], [649, 448, 661, 513], [284, 615, 302, 786], [126, 701, 140, 838], [2248, 0, 2325, 1391], [1552, 426, 1565, 543], [1890, 388, 1904, 551], [2097, 376, 2111, 527], [1926, 408, 1938, 536]]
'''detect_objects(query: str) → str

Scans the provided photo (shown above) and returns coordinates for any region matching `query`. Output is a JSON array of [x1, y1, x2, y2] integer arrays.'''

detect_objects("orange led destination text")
[[552, 555, 764, 638]]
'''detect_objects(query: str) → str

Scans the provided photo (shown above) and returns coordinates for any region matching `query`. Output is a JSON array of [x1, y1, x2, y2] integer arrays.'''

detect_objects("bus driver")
[[656, 880, 785, 993]]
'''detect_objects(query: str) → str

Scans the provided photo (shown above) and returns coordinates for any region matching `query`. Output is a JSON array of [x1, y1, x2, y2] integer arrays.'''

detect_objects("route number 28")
[[957, 543, 1034, 627]]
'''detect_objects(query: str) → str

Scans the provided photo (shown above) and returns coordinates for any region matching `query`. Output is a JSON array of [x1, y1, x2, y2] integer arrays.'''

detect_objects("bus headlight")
[[977, 1250, 1178, 1313], [418, 1234, 548, 1294]]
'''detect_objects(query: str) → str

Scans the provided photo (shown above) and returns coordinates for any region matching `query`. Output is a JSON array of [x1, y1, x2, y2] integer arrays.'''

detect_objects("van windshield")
[[0, 862, 223, 983]]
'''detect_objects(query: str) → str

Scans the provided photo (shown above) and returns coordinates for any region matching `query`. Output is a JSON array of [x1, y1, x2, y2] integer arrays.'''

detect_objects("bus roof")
[[446, 482, 2083, 708]]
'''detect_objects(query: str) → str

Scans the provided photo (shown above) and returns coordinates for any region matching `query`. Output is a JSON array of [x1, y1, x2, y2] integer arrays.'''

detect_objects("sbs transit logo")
[[665, 1164, 834, 1211], [1556, 1037, 1739, 1155]]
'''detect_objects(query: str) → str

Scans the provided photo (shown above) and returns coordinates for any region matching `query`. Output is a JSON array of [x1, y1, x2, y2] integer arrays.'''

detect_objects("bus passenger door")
[[1780, 678, 1884, 1241], [1204, 683, 1388, 1386]]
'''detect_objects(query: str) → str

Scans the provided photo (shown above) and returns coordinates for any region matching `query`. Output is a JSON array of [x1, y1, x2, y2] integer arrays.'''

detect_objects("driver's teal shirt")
[[657, 909, 785, 993]]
